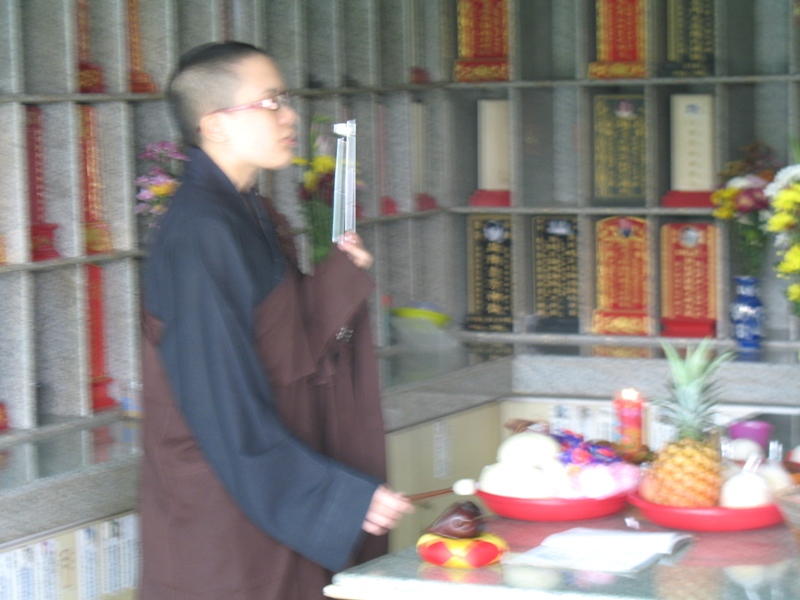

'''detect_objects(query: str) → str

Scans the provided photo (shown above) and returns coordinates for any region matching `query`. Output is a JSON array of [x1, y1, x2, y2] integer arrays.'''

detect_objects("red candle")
[[0, 402, 9, 432], [613, 388, 643, 452]]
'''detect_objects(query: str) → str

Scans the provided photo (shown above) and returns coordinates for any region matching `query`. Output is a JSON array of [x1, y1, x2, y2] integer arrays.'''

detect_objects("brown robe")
[[139, 148, 387, 599]]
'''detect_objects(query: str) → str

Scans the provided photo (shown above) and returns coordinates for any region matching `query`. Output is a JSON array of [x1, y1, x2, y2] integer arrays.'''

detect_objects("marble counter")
[[512, 354, 800, 407], [381, 357, 513, 432], [325, 510, 800, 600]]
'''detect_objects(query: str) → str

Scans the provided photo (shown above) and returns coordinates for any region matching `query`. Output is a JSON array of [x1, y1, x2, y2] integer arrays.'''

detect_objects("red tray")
[[476, 490, 628, 521], [627, 492, 784, 531]]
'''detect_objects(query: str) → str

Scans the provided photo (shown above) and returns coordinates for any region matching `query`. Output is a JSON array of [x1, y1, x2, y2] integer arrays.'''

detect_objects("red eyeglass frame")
[[208, 92, 293, 115], [196, 92, 294, 133]]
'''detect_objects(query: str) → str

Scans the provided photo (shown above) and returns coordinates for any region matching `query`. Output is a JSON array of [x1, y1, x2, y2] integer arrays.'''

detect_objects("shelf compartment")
[[447, 88, 509, 207], [408, 212, 454, 312], [176, 0, 223, 56], [378, 0, 410, 87], [527, 215, 581, 335], [343, 0, 379, 88], [381, 219, 415, 308], [135, 0, 176, 93], [40, 102, 82, 258], [93, 101, 137, 252], [305, 0, 339, 89], [0, 0, 22, 94], [99, 258, 140, 411], [651, 82, 716, 205], [720, 82, 791, 165], [0, 442, 36, 493], [376, 92, 414, 212], [519, 87, 582, 207], [21, 0, 75, 95], [588, 87, 648, 207], [412, 0, 455, 84], [0, 271, 34, 430], [89, 0, 128, 95], [33, 265, 87, 422], [36, 427, 86, 479], [517, 0, 580, 81], [718, 0, 793, 77], [0, 103, 27, 264]]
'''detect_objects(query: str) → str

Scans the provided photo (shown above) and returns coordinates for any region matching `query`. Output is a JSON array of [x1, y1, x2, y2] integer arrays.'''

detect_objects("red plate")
[[627, 492, 784, 531], [476, 490, 628, 521]]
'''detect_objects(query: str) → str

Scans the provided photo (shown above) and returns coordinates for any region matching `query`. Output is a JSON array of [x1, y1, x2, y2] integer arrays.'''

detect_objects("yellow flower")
[[292, 157, 310, 167], [776, 244, 800, 274], [711, 188, 731, 205], [311, 154, 336, 174], [766, 211, 797, 232], [712, 205, 736, 220], [711, 188, 737, 220], [303, 170, 319, 192], [788, 283, 800, 303], [772, 185, 800, 211], [149, 181, 180, 197]]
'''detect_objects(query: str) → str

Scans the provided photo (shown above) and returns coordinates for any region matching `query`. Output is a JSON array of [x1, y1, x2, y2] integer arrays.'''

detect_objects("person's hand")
[[361, 485, 414, 536], [337, 231, 373, 270]]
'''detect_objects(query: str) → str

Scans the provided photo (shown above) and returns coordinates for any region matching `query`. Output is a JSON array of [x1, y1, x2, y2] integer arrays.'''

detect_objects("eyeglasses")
[[209, 92, 294, 115]]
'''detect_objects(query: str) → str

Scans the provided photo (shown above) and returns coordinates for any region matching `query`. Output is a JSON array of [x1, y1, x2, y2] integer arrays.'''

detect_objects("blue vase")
[[730, 275, 763, 359]]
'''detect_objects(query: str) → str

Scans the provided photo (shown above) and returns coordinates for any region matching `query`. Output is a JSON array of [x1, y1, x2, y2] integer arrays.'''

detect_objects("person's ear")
[[197, 113, 228, 144]]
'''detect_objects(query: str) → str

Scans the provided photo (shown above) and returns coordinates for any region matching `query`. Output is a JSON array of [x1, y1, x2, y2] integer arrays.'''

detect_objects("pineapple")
[[640, 338, 733, 508]]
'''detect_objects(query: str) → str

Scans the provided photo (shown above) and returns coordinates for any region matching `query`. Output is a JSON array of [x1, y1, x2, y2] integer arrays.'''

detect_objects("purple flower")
[[736, 187, 770, 213], [136, 188, 155, 201], [138, 141, 189, 164]]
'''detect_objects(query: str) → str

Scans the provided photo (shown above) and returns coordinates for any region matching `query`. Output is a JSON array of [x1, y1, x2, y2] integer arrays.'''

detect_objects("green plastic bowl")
[[390, 307, 451, 328]]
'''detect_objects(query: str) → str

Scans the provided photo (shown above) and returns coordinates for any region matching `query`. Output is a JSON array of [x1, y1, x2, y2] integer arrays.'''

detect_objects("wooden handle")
[[408, 488, 453, 502]]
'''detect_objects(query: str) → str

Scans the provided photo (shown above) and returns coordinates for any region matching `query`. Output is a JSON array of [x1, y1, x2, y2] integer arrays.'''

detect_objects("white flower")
[[727, 174, 767, 189], [765, 164, 800, 198], [775, 232, 794, 251]]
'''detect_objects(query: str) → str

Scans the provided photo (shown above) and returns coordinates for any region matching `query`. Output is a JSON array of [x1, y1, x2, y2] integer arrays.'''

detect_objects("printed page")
[[506, 528, 693, 573]]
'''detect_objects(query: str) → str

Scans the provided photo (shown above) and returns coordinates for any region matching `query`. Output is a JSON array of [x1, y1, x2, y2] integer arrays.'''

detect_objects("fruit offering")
[[478, 430, 640, 500], [416, 502, 508, 568], [639, 340, 732, 507], [639, 339, 792, 510]]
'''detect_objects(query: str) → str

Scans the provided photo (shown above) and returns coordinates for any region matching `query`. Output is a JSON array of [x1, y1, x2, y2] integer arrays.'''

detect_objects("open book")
[[504, 528, 693, 573]]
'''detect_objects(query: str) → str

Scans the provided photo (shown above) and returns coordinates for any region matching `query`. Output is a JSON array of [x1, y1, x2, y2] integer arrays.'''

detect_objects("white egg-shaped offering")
[[728, 438, 764, 462], [496, 432, 562, 467], [719, 471, 772, 508], [757, 461, 794, 494], [478, 462, 555, 499]]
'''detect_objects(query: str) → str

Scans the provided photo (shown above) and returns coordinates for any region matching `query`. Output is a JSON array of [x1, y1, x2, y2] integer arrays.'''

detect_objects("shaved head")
[[168, 42, 272, 147]]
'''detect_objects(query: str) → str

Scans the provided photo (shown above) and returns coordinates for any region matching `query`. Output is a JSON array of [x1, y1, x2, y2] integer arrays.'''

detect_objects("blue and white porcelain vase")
[[730, 275, 763, 359]]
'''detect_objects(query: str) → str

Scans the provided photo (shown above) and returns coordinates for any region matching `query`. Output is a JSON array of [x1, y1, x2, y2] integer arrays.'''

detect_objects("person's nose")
[[278, 103, 298, 125]]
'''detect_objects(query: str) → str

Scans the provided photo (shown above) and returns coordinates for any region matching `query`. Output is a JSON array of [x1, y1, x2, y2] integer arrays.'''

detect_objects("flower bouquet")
[[765, 160, 800, 317], [711, 142, 777, 277], [135, 141, 188, 232]]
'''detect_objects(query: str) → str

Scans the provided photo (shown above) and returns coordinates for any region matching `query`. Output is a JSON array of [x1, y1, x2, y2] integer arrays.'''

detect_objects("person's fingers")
[[361, 520, 387, 536], [362, 485, 414, 534], [341, 231, 361, 245], [337, 239, 374, 269]]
